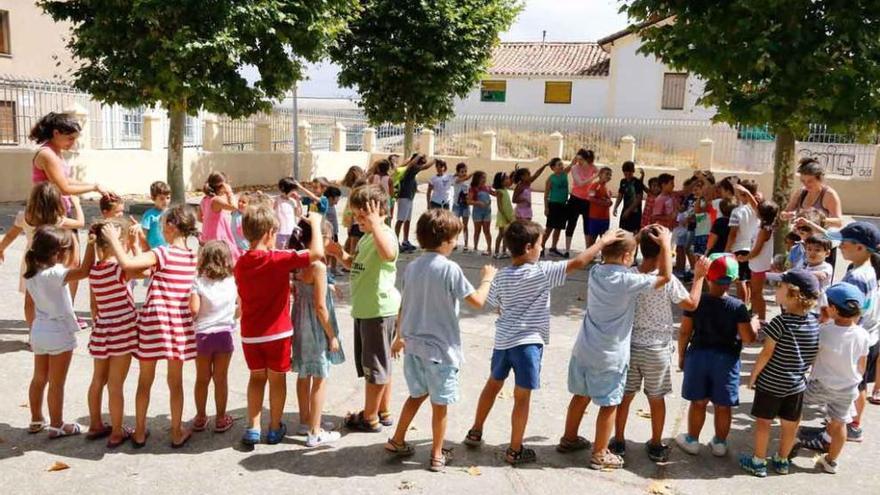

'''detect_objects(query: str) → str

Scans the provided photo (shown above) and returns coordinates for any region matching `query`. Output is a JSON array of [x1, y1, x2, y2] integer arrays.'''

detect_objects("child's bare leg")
[[212, 353, 232, 417], [194, 355, 212, 420], [47, 351, 73, 428], [751, 277, 766, 321], [713, 405, 732, 441], [462, 218, 469, 248], [380, 378, 393, 415], [87, 359, 110, 432], [364, 382, 385, 422], [827, 419, 846, 461], [431, 403, 448, 459], [614, 393, 635, 441], [752, 417, 771, 458], [296, 377, 311, 427], [267, 370, 287, 430], [853, 389, 867, 426], [647, 395, 666, 446], [29, 354, 49, 423], [308, 377, 327, 434], [391, 395, 427, 445], [135, 359, 156, 442], [485, 225, 493, 255], [471, 378, 504, 432], [247, 370, 268, 429], [167, 360, 189, 443], [473, 224, 481, 252], [403, 221, 411, 244], [592, 405, 617, 454], [687, 400, 709, 439], [562, 394, 590, 441], [107, 354, 131, 440], [510, 386, 532, 451], [675, 245, 686, 272], [777, 419, 799, 458]]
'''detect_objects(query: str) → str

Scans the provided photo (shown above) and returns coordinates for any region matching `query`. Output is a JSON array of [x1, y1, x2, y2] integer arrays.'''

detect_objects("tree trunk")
[[403, 118, 415, 157], [166, 103, 187, 204], [772, 125, 796, 253]]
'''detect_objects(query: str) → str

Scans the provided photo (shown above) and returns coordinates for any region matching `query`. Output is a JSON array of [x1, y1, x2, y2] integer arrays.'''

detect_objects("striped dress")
[[137, 245, 197, 361], [89, 261, 138, 358]]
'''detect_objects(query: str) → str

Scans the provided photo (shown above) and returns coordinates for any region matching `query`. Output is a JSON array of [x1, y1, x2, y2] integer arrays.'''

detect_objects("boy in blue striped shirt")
[[463, 220, 625, 465]]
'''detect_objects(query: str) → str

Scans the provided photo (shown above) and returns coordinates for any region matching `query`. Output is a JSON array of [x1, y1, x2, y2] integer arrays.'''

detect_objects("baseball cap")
[[825, 282, 865, 311], [780, 268, 821, 299], [827, 221, 880, 252], [707, 253, 738, 285]]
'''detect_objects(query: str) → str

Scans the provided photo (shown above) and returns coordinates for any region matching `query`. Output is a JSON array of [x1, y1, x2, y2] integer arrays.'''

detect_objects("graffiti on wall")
[[797, 144, 874, 178]]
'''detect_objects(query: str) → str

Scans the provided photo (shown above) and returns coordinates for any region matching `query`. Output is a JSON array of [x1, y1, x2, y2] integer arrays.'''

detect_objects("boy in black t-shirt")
[[613, 161, 645, 235]]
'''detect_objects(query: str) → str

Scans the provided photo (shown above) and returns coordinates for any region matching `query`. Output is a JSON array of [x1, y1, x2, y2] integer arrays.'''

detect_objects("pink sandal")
[[192, 416, 208, 432], [214, 414, 234, 433]]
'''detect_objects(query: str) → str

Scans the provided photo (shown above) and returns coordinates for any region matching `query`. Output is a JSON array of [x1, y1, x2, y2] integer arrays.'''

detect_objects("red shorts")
[[242, 338, 291, 373], [751, 270, 768, 281]]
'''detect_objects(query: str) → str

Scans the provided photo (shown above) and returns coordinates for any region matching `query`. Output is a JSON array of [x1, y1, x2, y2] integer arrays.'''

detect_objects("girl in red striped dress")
[[102, 205, 199, 448], [85, 218, 145, 447]]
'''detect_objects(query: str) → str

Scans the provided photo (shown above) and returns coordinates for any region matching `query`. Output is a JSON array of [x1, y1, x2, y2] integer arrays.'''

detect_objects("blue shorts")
[[490, 344, 543, 390], [588, 218, 610, 238], [403, 354, 460, 405], [472, 207, 492, 223], [681, 347, 741, 406], [567, 358, 627, 406], [453, 204, 470, 219], [692, 235, 708, 255]]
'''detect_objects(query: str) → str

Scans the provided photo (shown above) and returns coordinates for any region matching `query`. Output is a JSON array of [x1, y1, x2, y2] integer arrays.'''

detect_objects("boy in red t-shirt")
[[586, 167, 614, 248], [235, 205, 324, 446]]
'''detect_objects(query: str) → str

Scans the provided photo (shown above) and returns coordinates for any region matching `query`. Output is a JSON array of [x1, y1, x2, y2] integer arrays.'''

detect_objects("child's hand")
[[693, 256, 710, 279], [364, 199, 383, 227], [325, 241, 344, 259], [102, 222, 122, 242], [480, 264, 498, 282], [391, 338, 405, 358], [598, 228, 627, 247], [328, 336, 340, 354], [222, 183, 234, 196], [647, 225, 672, 246], [332, 284, 343, 299]]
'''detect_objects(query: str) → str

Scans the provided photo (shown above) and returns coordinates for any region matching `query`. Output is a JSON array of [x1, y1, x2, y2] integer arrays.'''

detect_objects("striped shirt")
[[88, 261, 138, 358], [486, 260, 567, 350], [137, 245, 197, 361], [755, 313, 820, 397]]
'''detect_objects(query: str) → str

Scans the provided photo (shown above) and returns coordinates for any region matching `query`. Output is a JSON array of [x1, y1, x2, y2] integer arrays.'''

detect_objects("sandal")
[[589, 450, 624, 470], [384, 438, 415, 457], [192, 415, 208, 432], [28, 420, 46, 434], [266, 422, 288, 445], [429, 448, 453, 472], [378, 411, 394, 427], [557, 435, 592, 453], [106, 425, 134, 449], [47, 423, 82, 439], [132, 429, 151, 449], [463, 428, 483, 447], [86, 422, 112, 441], [868, 389, 880, 405], [214, 414, 234, 433], [343, 411, 382, 433], [171, 429, 193, 449], [505, 446, 537, 465]]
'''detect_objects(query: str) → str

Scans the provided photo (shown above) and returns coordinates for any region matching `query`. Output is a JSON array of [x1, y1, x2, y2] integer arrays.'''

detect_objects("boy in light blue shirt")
[[140, 181, 170, 248], [562, 225, 673, 471]]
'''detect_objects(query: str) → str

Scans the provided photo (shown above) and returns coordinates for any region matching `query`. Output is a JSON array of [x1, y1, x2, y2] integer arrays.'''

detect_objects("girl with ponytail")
[[199, 172, 241, 261], [101, 204, 199, 448]]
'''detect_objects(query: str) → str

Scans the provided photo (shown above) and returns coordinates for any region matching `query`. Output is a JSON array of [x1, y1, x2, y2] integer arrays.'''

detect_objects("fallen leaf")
[[497, 390, 512, 399], [47, 461, 69, 472], [408, 426, 418, 431], [398, 480, 415, 490], [465, 466, 481, 476], [646, 481, 672, 495], [19, 403, 28, 408], [636, 409, 652, 419]]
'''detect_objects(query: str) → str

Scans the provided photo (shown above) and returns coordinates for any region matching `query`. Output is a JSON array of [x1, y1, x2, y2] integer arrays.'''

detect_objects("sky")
[[290, 0, 630, 98]]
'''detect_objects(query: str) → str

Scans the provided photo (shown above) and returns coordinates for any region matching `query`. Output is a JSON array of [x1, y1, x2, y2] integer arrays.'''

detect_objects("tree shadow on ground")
[[0, 319, 29, 336]]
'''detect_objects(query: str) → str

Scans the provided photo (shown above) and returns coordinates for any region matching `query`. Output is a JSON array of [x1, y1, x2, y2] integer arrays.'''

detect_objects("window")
[[184, 116, 195, 140], [662, 73, 688, 110], [0, 11, 9, 55], [480, 80, 506, 102], [0, 100, 16, 144], [121, 108, 144, 139], [544, 81, 572, 104]]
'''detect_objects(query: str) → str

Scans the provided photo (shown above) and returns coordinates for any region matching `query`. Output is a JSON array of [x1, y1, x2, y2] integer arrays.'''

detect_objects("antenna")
[[542, 30, 547, 44]]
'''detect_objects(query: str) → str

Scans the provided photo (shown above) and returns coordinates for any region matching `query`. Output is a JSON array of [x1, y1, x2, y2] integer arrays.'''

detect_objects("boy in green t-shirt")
[[328, 184, 401, 432]]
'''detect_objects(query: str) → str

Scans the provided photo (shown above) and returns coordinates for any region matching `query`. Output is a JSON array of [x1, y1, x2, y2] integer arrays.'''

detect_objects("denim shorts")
[[681, 347, 741, 406], [472, 206, 492, 223], [452, 204, 470, 219], [567, 358, 627, 406], [404, 354, 460, 405], [490, 343, 543, 390], [587, 218, 610, 238], [692, 235, 708, 255]]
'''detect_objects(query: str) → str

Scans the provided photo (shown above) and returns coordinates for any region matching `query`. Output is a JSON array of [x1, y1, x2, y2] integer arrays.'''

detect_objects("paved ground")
[[0, 195, 879, 495]]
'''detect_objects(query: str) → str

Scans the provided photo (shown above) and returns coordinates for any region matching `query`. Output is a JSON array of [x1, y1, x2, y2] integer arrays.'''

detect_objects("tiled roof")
[[488, 42, 610, 77]]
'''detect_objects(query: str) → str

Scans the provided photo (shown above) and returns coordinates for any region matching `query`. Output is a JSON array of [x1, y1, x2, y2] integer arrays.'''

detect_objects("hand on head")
[[598, 228, 628, 246]]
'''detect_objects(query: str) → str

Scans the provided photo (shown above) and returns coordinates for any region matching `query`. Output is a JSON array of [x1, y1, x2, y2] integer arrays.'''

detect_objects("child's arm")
[[612, 188, 623, 216], [102, 223, 159, 271], [235, 296, 242, 320], [678, 256, 709, 311], [544, 176, 553, 210], [725, 226, 739, 252], [678, 315, 694, 371], [0, 224, 23, 264], [211, 186, 238, 212], [746, 228, 771, 260], [738, 318, 758, 344], [311, 262, 341, 353], [734, 183, 758, 211], [566, 229, 627, 273], [528, 162, 551, 184], [364, 201, 396, 262], [391, 305, 405, 358], [426, 182, 434, 206], [189, 292, 201, 318], [326, 241, 353, 269], [89, 288, 98, 323], [621, 189, 642, 219], [60, 195, 85, 230], [306, 214, 325, 262], [455, 172, 474, 183], [294, 181, 320, 203], [794, 217, 829, 237], [64, 236, 97, 282], [749, 337, 777, 388], [646, 225, 673, 289], [464, 265, 497, 309], [706, 232, 718, 253]]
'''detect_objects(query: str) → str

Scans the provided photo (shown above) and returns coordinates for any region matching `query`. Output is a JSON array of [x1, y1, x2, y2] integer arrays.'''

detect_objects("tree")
[[621, 2, 880, 249], [330, 0, 521, 156], [40, 0, 356, 203]]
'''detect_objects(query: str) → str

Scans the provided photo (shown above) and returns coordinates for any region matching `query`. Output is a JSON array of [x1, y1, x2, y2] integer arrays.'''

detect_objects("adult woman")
[[781, 158, 843, 228], [563, 148, 599, 256]]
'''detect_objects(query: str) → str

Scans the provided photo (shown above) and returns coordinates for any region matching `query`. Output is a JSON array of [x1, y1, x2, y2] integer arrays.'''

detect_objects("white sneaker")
[[710, 437, 728, 457], [296, 421, 336, 436], [816, 454, 837, 474], [306, 429, 341, 447], [675, 433, 700, 455]]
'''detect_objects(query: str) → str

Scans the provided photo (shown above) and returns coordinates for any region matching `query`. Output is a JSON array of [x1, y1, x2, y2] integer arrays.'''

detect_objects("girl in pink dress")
[[199, 172, 242, 262]]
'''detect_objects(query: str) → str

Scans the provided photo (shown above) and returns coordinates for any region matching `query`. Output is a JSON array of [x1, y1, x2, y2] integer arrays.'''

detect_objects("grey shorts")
[[624, 345, 673, 397], [804, 379, 858, 423], [353, 316, 396, 385]]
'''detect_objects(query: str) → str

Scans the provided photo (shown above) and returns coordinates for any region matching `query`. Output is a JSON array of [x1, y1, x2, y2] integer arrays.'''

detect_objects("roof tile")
[[488, 42, 610, 77]]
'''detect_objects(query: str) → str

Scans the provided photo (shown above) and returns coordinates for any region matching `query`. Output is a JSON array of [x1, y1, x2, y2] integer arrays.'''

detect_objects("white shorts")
[[397, 198, 414, 222], [30, 323, 77, 355]]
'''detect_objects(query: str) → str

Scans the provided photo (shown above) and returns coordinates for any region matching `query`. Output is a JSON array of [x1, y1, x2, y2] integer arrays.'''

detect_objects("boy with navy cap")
[[800, 282, 871, 473]]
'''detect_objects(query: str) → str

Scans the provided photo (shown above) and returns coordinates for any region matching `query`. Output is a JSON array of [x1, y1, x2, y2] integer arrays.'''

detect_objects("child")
[[370, 159, 394, 202], [326, 185, 400, 432], [234, 206, 324, 445], [468, 171, 494, 257], [102, 205, 199, 448], [562, 226, 673, 470], [427, 159, 454, 209], [86, 218, 142, 447], [200, 172, 242, 261], [231, 192, 251, 251], [141, 181, 171, 249], [652, 174, 676, 229], [609, 228, 707, 462], [452, 162, 473, 251], [543, 158, 570, 256], [746, 200, 779, 323], [676, 253, 757, 457], [289, 220, 345, 447], [299, 178, 330, 214], [785, 230, 804, 269], [586, 167, 613, 248], [386, 209, 496, 471], [275, 177, 303, 249], [800, 283, 870, 473], [640, 177, 660, 229], [726, 179, 760, 303], [614, 161, 646, 236], [25, 226, 95, 438], [740, 269, 820, 477], [512, 161, 550, 222], [692, 181, 712, 256], [706, 198, 735, 255], [324, 186, 343, 273], [394, 155, 433, 252], [341, 166, 367, 255], [463, 221, 625, 465], [99, 193, 125, 219], [0, 183, 84, 328], [189, 241, 238, 435], [493, 172, 514, 258]]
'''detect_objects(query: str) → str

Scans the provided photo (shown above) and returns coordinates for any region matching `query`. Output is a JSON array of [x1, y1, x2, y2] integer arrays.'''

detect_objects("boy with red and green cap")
[[676, 253, 758, 457]]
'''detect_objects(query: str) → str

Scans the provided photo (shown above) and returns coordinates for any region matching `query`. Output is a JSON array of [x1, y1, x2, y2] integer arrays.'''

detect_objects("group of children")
[[5, 118, 880, 476]]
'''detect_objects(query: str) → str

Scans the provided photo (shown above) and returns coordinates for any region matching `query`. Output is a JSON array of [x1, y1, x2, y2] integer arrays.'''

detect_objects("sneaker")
[[739, 454, 768, 478], [646, 441, 671, 462], [800, 434, 830, 452], [463, 246, 470, 253], [549, 247, 563, 257], [496, 252, 510, 259], [241, 428, 261, 445], [563, 251, 570, 259], [296, 421, 336, 436], [589, 450, 624, 470], [846, 423, 863, 442], [710, 437, 728, 457], [608, 438, 626, 456], [771, 454, 790, 475], [816, 454, 837, 474], [675, 433, 700, 455], [306, 429, 341, 448]]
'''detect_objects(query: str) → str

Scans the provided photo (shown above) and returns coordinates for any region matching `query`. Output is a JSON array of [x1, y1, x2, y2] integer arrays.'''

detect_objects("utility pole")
[[292, 80, 299, 179]]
